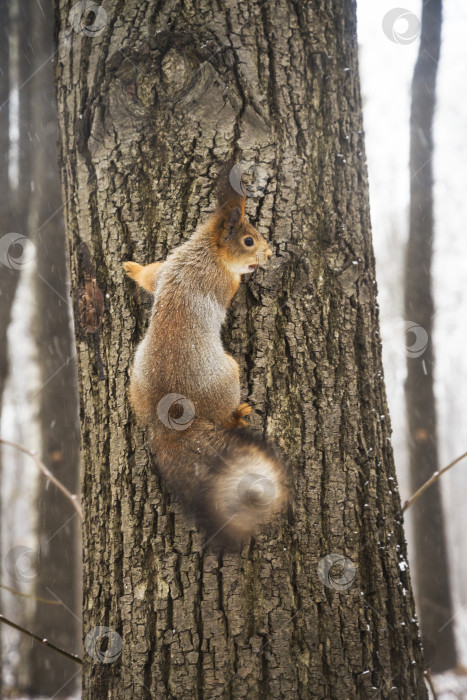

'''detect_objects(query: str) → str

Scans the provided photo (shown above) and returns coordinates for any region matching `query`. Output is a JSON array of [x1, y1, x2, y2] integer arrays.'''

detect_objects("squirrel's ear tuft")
[[221, 206, 242, 243], [210, 161, 247, 244], [227, 206, 241, 228]]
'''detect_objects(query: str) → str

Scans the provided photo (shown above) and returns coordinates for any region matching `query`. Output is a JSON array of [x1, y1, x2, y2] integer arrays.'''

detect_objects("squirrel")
[[123, 166, 286, 548]]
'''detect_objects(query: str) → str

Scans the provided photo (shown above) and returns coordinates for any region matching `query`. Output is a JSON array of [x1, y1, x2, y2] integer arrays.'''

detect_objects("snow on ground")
[[429, 670, 467, 699]]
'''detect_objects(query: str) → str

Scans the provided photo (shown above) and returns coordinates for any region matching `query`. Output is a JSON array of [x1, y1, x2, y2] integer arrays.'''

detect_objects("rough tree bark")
[[54, 1, 427, 697], [405, 0, 456, 673], [26, 0, 82, 695]]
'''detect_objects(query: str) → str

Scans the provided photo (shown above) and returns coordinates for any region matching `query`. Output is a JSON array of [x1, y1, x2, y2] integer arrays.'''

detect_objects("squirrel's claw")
[[230, 402, 253, 428]]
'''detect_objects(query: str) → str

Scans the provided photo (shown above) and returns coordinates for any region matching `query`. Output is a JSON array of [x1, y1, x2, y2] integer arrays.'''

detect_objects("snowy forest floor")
[[428, 669, 467, 699]]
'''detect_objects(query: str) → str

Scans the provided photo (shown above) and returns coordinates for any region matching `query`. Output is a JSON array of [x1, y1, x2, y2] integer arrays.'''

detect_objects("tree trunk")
[[0, 2, 33, 690], [0, 0, 12, 406], [0, 4, 10, 692], [26, 0, 82, 695], [405, 0, 456, 673], [54, 1, 428, 697], [0, 0, 31, 407]]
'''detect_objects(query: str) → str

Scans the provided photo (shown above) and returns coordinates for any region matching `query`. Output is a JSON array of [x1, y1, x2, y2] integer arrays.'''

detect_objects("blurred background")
[[0, 0, 466, 698], [359, 0, 467, 695]]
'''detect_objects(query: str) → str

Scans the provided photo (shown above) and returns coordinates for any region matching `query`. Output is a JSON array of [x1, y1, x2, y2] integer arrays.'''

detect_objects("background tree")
[[0, 0, 12, 416], [0, 4, 10, 691], [0, 0, 33, 691], [0, 4, 31, 419], [404, 0, 456, 673], [54, 1, 428, 697], [26, 0, 82, 695]]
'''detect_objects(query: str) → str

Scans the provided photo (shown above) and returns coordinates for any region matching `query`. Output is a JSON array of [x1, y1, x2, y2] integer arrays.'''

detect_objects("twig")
[[0, 613, 82, 665], [424, 670, 438, 700], [403, 450, 467, 513], [0, 583, 62, 606], [0, 437, 83, 520]]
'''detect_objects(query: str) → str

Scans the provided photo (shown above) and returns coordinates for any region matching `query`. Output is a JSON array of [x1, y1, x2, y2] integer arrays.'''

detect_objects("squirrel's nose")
[[265, 246, 272, 258]]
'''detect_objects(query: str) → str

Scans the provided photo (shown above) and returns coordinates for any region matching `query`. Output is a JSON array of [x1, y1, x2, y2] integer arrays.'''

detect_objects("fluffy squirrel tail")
[[151, 417, 287, 549]]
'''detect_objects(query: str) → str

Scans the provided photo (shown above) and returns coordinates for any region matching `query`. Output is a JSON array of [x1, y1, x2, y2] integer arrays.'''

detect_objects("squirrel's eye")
[[243, 237, 254, 247]]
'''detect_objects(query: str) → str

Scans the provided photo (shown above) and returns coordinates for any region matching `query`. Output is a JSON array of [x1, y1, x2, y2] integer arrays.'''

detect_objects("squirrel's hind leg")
[[123, 261, 164, 293], [220, 354, 251, 428]]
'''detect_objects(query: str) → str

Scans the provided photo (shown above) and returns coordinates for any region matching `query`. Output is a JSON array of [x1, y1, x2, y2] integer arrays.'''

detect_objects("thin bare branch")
[[0, 583, 62, 606], [403, 450, 467, 513], [0, 613, 82, 665], [424, 670, 438, 700], [0, 437, 83, 520]]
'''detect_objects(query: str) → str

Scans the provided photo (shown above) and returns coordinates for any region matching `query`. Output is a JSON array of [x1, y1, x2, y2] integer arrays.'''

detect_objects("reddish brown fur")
[[123, 171, 286, 547]]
